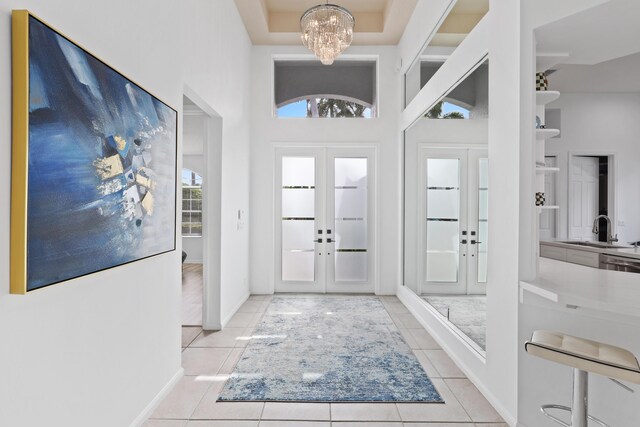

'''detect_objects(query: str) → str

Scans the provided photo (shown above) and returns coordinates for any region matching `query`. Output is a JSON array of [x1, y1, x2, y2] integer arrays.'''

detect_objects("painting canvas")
[[11, 12, 177, 293]]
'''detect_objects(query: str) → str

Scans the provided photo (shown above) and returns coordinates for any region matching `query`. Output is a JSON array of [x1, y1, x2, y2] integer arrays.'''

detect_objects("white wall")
[[182, 0, 252, 325], [0, 1, 183, 426], [249, 45, 401, 295], [397, 0, 456, 75], [545, 93, 640, 244], [397, 9, 520, 424]]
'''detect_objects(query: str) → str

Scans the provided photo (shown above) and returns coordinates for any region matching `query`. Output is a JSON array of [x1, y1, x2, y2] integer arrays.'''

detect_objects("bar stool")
[[525, 330, 640, 427]]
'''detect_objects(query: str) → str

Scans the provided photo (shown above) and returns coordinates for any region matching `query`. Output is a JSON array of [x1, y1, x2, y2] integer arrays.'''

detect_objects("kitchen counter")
[[541, 239, 640, 260], [520, 257, 640, 318]]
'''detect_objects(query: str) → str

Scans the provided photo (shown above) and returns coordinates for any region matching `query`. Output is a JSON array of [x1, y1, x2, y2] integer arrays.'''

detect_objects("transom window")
[[278, 97, 372, 118], [274, 60, 376, 118], [182, 169, 202, 237]]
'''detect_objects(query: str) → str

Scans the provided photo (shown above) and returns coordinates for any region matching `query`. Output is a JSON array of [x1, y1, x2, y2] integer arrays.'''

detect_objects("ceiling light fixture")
[[300, 3, 355, 65]]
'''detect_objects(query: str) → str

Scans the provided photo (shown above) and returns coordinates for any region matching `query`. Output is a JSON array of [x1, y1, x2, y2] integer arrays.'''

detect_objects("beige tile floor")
[[147, 295, 506, 427]]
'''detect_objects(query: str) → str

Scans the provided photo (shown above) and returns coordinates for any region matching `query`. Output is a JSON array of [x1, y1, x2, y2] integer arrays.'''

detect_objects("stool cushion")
[[525, 330, 640, 384]]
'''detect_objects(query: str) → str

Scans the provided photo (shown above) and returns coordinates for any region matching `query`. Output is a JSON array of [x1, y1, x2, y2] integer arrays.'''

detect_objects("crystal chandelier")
[[300, 3, 355, 65]]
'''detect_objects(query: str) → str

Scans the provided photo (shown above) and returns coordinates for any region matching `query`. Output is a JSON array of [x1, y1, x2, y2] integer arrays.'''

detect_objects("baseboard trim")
[[397, 286, 517, 427], [129, 367, 184, 427], [220, 292, 250, 329]]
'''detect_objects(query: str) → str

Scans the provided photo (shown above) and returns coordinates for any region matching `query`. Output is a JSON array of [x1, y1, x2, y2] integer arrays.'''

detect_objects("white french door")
[[275, 147, 376, 293], [418, 148, 488, 295]]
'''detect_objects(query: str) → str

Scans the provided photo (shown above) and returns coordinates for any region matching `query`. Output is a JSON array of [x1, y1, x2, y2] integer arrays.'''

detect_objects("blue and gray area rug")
[[218, 295, 443, 402]]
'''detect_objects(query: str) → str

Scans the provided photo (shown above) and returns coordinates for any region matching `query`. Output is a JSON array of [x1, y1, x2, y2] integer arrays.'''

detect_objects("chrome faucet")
[[592, 215, 618, 244]]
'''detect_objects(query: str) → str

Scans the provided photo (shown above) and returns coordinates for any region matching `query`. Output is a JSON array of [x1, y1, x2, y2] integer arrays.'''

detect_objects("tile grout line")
[[441, 377, 476, 424], [184, 327, 203, 348]]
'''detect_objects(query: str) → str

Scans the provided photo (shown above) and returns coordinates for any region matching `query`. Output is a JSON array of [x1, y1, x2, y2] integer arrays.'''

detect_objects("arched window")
[[277, 96, 373, 118], [182, 169, 203, 236], [424, 100, 470, 119]]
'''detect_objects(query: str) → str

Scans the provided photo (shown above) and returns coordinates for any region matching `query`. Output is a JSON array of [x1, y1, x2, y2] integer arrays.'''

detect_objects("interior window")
[[274, 60, 376, 118]]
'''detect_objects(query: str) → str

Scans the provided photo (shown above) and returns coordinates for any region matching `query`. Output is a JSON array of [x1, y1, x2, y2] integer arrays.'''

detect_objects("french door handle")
[[327, 238, 333, 243], [314, 238, 323, 243], [461, 239, 468, 244], [470, 240, 481, 244]]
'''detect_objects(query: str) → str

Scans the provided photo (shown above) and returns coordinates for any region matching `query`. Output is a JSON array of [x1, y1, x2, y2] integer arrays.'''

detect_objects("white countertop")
[[541, 239, 640, 260], [519, 258, 640, 318]]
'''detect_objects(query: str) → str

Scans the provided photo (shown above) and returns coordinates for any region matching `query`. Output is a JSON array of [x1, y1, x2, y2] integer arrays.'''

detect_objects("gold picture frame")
[[11, 10, 30, 294], [10, 10, 178, 294]]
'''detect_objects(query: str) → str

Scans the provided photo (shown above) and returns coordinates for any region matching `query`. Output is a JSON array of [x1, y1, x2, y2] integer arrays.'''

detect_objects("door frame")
[[184, 84, 223, 330], [567, 151, 616, 241], [273, 143, 379, 294]]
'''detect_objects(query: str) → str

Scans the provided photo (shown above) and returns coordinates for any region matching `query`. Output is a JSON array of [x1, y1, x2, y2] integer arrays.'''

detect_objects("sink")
[[559, 241, 630, 249]]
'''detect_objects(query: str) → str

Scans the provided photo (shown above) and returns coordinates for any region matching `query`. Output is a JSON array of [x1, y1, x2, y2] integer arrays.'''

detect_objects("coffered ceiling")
[[234, 0, 418, 45]]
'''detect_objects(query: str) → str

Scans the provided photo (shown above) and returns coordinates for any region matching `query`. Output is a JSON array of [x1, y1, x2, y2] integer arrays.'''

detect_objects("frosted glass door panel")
[[282, 189, 314, 218], [427, 253, 459, 282], [282, 157, 315, 186], [478, 190, 488, 221], [282, 251, 315, 282], [427, 190, 460, 219], [426, 221, 459, 252], [427, 158, 459, 187], [335, 157, 367, 184], [335, 252, 367, 282], [334, 158, 368, 282], [426, 158, 460, 284], [282, 156, 315, 282], [335, 189, 367, 218], [477, 158, 488, 284], [282, 220, 315, 251], [335, 219, 367, 249]]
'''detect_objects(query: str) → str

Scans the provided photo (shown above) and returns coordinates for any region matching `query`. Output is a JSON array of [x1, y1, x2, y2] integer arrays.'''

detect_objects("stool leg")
[[571, 369, 588, 427]]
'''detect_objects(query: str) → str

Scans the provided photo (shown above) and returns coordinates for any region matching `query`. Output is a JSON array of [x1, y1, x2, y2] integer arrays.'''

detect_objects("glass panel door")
[[275, 149, 325, 293], [419, 148, 488, 295], [326, 149, 375, 293], [467, 151, 488, 294], [333, 158, 368, 282], [275, 147, 375, 293], [420, 150, 468, 294], [281, 156, 317, 282]]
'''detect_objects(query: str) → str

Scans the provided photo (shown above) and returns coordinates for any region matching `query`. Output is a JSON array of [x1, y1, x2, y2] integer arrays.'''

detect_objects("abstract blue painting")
[[25, 16, 177, 291]]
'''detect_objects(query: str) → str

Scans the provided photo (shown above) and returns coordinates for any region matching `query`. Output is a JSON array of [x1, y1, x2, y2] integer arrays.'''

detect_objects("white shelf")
[[537, 205, 559, 211], [536, 90, 560, 105], [536, 128, 560, 140], [536, 167, 560, 173]]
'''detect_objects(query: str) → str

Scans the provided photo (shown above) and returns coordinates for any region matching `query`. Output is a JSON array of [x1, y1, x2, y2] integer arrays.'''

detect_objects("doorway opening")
[[181, 90, 223, 331], [568, 154, 614, 242], [181, 168, 203, 326], [181, 97, 206, 326]]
